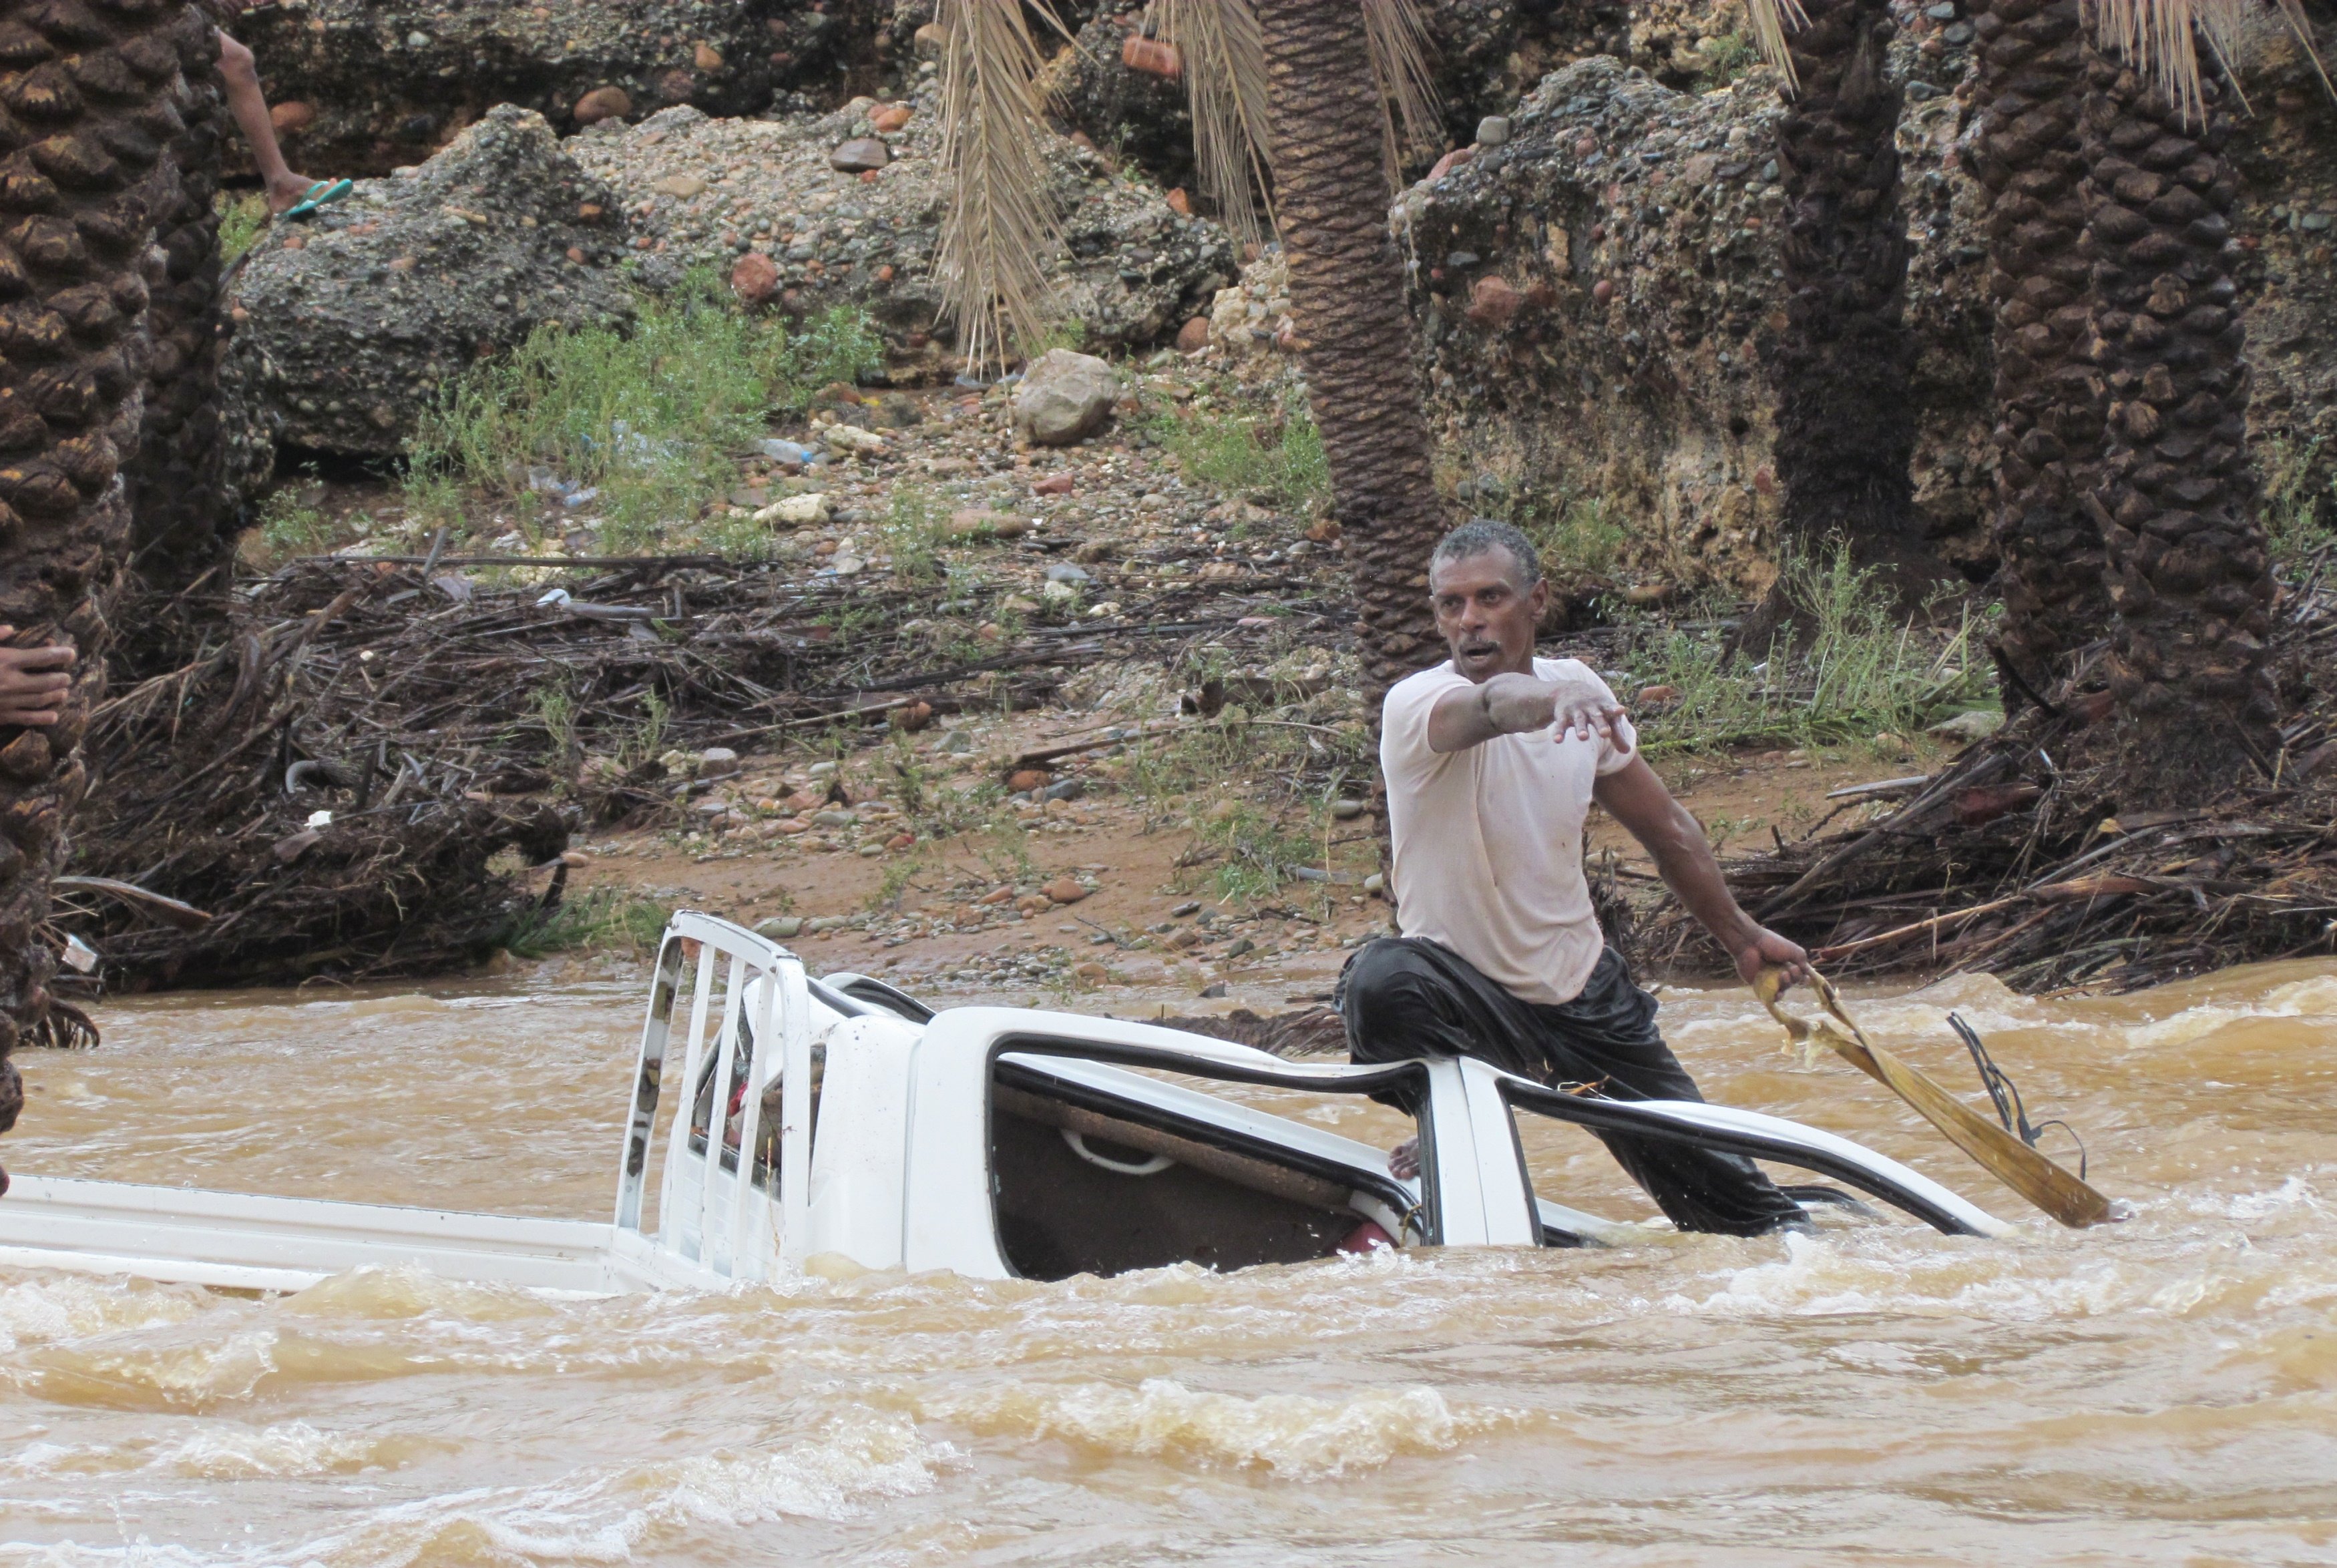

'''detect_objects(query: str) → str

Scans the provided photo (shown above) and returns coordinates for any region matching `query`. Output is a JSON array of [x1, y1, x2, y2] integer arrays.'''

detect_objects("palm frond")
[[2088, 0, 2215, 121], [1150, 0, 1276, 247], [2083, 0, 2332, 124], [2194, 0, 2259, 113], [1743, 0, 1811, 93], [935, 0, 1070, 372], [2252, 0, 2334, 102], [1361, 0, 1443, 182]]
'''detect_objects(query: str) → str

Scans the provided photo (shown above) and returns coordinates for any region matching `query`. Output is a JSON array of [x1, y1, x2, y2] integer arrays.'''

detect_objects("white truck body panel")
[[0, 911, 2005, 1294]]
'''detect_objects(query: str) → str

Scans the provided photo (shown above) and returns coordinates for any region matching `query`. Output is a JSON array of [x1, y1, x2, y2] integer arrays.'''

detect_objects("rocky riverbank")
[[91, 0, 2337, 995]]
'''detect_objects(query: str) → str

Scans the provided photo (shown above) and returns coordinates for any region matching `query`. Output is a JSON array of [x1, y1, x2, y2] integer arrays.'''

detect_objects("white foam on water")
[[644, 1416, 947, 1528], [33, 1326, 278, 1409], [2221, 1175, 2325, 1221], [258, 1416, 950, 1567], [0, 1539, 226, 1567], [1668, 1231, 2135, 1322], [0, 1272, 208, 1354], [945, 1376, 1492, 1479], [156, 1420, 397, 1481], [0, 1441, 135, 1481], [2118, 973, 2337, 1051], [280, 1262, 560, 1324]]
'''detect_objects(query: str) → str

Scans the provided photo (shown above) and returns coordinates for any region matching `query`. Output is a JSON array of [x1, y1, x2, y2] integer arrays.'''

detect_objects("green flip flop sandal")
[[284, 178, 353, 220]]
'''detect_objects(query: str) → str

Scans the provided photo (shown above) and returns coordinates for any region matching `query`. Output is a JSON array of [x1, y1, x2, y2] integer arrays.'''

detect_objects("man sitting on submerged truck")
[[1340, 519, 1813, 1236]]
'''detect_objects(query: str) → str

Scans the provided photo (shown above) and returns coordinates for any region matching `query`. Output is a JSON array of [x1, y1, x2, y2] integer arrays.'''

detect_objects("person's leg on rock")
[[216, 31, 316, 214]]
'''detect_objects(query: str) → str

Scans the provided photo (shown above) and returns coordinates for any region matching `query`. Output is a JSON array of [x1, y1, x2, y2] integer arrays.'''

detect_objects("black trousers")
[[1337, 937, 1807, 1237]]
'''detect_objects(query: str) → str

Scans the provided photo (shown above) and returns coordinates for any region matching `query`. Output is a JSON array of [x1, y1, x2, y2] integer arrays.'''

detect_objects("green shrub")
[[403, 276, 881, 543], [1526, 494, 1629, 581], [254, 487, 333, 560], [499, 889, 672, 959], [216, 190, 268, 263], [2262, 437, 2336, 573], [1019, 317, 1090, 358], [1695, 31, 1757, 89], [882, 486, 947, 581], [1150, 388, 1330, 516], [1631, 549, 1991, 754], [779, 306, 886, 409]]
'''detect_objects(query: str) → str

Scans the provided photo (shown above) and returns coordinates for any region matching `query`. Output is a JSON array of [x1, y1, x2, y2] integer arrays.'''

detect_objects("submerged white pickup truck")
[[0, 912, 2005, 1294]]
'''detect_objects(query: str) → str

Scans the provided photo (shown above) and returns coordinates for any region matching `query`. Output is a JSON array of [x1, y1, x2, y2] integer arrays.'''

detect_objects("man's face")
[[1430, 549, 1546, 682]]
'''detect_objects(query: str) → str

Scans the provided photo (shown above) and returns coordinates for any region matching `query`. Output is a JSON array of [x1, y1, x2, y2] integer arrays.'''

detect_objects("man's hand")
[[1388, 1135, 1421, 1181], [1735, 927, 1810, 989], [0, 631, 75, 728], [1543, 676, 1626, 748]]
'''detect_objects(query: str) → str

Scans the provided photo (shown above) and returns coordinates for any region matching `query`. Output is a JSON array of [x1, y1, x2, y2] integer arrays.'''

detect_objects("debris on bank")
[[1667, 567, 2337, 993], [67, 528, 1359, 991]]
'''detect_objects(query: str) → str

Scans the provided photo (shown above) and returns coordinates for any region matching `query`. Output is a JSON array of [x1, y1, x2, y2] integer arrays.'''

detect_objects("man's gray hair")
[[1430, 519, 1543, 589]]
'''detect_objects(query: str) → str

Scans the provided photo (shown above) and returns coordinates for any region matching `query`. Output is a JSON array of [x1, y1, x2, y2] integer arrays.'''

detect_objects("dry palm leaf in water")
[[1755, 966, 2119, 1228]]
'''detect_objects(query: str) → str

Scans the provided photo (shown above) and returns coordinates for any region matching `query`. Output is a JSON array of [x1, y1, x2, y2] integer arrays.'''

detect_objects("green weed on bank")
[[1627, 551, 1994, 755], [404, 275, 880, 546], [1111, 711, 1373, 909], [216, 190, 268, 263], [499, 888, 672, 959], [1525, 493, 1629, 581], [250, 487, 333, 563], [1149, 387, 1330, 517], [2264, 436, 2336, 573]]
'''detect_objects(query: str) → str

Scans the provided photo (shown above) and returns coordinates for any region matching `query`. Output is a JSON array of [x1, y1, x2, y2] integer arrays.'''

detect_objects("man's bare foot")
[[1388, 1136, 1420, 1181], [266, 172, 318, 214]]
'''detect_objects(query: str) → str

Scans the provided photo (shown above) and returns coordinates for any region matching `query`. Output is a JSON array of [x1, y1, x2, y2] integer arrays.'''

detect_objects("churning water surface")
[[1, 959, 2334, 1565]]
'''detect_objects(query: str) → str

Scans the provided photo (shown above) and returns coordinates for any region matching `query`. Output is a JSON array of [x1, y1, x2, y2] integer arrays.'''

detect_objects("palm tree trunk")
[[2079, 55, 2276, 789], [126, 1, 232, 642], [1771, 0, 1919, 575], [0, 0, 184, 1139], [1251, 0, 1445, 699], [1968, 0, 2109, 687]]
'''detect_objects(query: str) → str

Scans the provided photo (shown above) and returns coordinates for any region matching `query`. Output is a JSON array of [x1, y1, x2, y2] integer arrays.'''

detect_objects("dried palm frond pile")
[[67, 551, 1340, 991], [1635, 568, 2337, 994]]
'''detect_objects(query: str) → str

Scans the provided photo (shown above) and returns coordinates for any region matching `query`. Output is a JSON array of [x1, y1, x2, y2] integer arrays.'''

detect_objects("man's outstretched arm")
[[1426, 672, 1625, 754], [1592, 756, 1810, 987]]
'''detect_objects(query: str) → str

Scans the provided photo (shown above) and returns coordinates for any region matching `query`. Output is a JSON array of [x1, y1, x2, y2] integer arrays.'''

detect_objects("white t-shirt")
[[1380, 658, 1639, 1006]]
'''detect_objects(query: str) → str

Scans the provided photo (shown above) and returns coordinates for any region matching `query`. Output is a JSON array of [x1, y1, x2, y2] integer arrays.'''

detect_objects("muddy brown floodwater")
[[3, 957, 2335, 1565]]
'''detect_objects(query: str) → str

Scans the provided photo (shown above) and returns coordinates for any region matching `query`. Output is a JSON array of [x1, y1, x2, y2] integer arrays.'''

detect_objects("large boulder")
[[225, 106, 636, 457], [1014, 350, 1120, 445], [566, 97, 1235, 366], [1054, 12, 1195, 190], [230, 0, 887, 179], [1390, 50, 1995, 593]]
